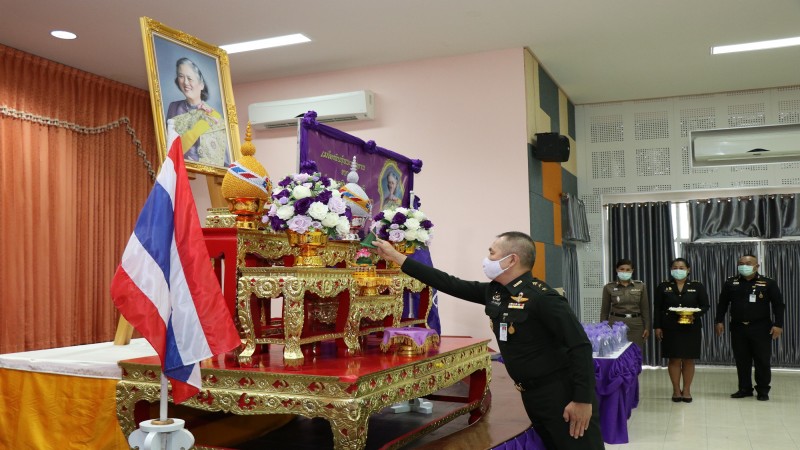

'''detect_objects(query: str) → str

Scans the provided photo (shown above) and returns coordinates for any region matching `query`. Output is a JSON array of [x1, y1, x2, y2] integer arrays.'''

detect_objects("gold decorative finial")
[[240, 122, 255, 157]]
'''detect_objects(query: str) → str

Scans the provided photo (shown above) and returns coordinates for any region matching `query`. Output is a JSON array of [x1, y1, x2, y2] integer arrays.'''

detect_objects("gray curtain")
[[682, 242, 756, 365], [763, 241, 800, 367], [690, 194, 800, 240], [561, 193, 590, 242], [608, 201, 674, 366], [562, 243, 580, 315]]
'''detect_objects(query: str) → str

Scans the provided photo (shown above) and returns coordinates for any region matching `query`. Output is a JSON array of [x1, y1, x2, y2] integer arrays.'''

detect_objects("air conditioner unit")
[[691, 123, 800, 168], [249, 90, 375, 130]]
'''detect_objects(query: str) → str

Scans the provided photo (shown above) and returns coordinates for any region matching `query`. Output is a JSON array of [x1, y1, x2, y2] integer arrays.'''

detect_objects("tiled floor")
[[607, 366, 800, 450]]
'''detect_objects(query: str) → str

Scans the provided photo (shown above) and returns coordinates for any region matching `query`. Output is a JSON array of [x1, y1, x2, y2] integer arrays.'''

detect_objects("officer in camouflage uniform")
[[375, 231, 604, 449]]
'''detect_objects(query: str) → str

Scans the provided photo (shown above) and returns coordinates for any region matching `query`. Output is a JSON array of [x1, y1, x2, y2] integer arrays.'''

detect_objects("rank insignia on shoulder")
[[664, 287, 672, 292], [513, 280, 523, 287], [508, 302, 525, 309], [510, 293, 528, 303]]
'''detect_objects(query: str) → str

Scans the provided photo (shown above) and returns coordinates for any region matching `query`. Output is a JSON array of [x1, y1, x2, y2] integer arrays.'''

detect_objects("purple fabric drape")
[[492, 344, 641, 449]]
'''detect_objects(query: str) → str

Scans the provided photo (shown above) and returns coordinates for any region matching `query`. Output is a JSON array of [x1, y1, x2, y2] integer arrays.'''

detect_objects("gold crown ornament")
[[220, 122, 273, 229]]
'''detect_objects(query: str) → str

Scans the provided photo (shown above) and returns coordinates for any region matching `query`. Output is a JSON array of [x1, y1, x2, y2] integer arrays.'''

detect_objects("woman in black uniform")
[[653, 258, 709, 403]]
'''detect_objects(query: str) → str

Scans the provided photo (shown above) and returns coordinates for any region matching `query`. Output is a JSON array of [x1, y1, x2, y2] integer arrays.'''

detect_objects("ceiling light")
[[221, 34, 310, 54], [712, 36, 800, 55], [50, 30, 77, 40]]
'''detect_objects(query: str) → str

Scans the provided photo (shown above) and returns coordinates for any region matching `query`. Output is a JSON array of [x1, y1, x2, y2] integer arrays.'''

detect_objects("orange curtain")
[[0, 44, 159, 353]]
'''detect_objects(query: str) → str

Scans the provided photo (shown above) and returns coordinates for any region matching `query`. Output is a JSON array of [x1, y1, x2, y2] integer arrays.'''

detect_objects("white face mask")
[[671, 269, 688, 280], [617, 271, 633, 281], [483, 254, 513, 280]]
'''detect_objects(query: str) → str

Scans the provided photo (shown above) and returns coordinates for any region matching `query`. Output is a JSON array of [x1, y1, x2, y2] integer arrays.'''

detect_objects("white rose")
[[307, 201, 329, 220], [292, 185, 312, 199], [395, 207, 409, 215], [404, 228, 419, 241], [382, 209, 395, 217], [276, 205, 295, 220], [328, 180, 340, 190], [336, 216, 350, 235], [321, 212, 340, 228], [411, 210, 426, 221], [331, 188, 342, 198], [404, 218, 420, 230], [416, 229, 430, 242]]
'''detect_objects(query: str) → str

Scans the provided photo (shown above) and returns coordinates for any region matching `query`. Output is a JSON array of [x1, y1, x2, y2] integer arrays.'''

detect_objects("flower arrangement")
[[371, 207, 433, 247], [355, 247, 373, 265], [263, 171, 352, 238]]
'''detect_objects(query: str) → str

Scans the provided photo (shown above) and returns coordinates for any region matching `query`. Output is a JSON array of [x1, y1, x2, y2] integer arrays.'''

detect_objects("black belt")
[[513, 370, 565, 393], [611, 312, 640, 318]]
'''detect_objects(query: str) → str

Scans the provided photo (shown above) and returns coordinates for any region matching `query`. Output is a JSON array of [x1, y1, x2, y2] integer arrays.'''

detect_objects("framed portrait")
[[140, 17, 240, 176]]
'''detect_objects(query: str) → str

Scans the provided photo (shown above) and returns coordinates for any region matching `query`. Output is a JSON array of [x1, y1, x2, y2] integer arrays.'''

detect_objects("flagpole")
[[160, 373, 169, 421]]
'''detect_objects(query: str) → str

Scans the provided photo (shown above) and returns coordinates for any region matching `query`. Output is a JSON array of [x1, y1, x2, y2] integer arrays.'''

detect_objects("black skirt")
[[660, 318, 702, 359]]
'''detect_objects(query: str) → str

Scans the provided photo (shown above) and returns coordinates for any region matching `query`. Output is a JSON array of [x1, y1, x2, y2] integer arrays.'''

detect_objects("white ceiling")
[[3, 0, 800, 104]]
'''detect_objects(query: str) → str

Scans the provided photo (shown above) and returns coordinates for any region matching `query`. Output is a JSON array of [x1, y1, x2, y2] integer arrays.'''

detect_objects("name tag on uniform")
[[499, 323, 508, 341], [749, 294, 757, 303], [508, 303, 525, 309]]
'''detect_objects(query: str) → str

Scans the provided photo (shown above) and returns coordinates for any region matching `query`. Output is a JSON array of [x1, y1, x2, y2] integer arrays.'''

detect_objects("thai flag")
[[111, 131, 240, 404]]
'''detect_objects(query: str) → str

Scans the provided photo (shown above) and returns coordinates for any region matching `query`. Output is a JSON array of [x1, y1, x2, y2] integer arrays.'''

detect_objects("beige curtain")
[[0, 44, 159, 353]]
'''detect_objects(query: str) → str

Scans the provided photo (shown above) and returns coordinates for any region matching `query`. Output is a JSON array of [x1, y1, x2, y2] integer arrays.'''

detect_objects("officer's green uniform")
[[715, 273, 784, 396], [402, 258, 604, 450]]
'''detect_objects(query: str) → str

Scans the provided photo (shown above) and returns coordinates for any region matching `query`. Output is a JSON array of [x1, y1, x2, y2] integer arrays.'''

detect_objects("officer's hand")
[[373, 238, 407, 266], [770, 326, 783, 340], [642, 329, 650, 340], [655, 328, 663, 340], [562, 401, 592, 439], [715, 323, 724, 336]]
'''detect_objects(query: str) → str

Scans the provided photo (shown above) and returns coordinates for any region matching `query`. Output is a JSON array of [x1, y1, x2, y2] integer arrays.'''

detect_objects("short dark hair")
[[174, 57, 209, 102], [741, 253, 758, 261], [615, 258, 634, 270], [669, 257, 691, 269], [496, 231, 536, 269]]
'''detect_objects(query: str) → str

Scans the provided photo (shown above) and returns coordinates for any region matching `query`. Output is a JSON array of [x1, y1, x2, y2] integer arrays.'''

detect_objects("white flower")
[[395, 207, 409, 215], [293, 173, 311, 183], [404, 228, 419, 241], [328, 180, 340, 190], [404, 218, 421, 230], [321, 212, 340, 228], [336, 216, 350, 235], [382, 209, 395, 217], [307, 201, 329, 220], [416, 229, 430, 242], [411, 210, 426, 221], [268, 204, 278, 215], [276, 205, 295, 220], [292, 184, 312, 199], [331, 189, 342, 198]]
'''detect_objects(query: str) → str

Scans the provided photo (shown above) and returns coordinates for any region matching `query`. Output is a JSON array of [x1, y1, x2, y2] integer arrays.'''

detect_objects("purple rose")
[[391, 212, 406, 225], [294, 197, 313, 215], [390, 224, 400, 230], [287, 215, 313, 233], [317, 189, 333, 205], [319, 176, 332, 187], [278, 176, 293, 187], [269, 215, 285, 231], [327, 196, 346, 214], [378, 224, 390, 240], [388, 229, 406, 242], [374, 212, 385, 221], [420, 220, 433, 229], [278, 197, 289, 205]]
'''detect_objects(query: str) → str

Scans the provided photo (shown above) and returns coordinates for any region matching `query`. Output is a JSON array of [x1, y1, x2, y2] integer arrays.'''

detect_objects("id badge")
[[499, 323, 508, 341], [749, 294, 757, 303]]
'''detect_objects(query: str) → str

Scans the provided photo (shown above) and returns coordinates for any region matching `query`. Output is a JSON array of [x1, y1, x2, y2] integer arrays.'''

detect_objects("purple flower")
[[294, 197, 313, 215], [390, 224, 400, 230], [420, 220, 434, 229], [388, 229, 405, 242], [317, 189, 333, 205], [278, 197, 289, 205], [327, 196, 346, 214], [378, 224, 390, 240], [391, 212, 406, 225], [344, 207, 353, 221], [274, 189, 291, 202], [287, 215, 313, 233], [320, 176, 332, 188], [269, 215, 285, 231], [278, 176, 293, 187], [374, 212, 385, 221]]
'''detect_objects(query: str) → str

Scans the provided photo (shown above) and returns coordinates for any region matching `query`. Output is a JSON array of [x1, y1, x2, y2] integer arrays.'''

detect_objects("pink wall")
[[230, 48, 529, 345]]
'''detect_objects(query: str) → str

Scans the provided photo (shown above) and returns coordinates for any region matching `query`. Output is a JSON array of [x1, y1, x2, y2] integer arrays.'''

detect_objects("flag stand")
[[127, 374, 195, 450]]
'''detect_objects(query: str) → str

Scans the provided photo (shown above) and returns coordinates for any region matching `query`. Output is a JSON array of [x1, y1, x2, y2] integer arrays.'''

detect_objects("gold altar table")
[[116, 337, 492, 450]]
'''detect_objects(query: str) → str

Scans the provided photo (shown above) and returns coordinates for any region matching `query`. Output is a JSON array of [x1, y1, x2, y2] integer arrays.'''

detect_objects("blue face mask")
[[738, 265, 755, 277], [617, 272, 632, 281], [671, 269, 688, 280]]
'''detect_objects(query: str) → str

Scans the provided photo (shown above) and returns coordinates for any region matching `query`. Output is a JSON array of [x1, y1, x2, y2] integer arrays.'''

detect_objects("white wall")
[[221, 48, 529, 347]]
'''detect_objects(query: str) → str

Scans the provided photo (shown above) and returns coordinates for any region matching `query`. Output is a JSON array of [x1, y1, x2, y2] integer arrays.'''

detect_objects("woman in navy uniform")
[[653, 258, 709, 403], [374, 232, 604, 450], [601, 259, 651, 348]]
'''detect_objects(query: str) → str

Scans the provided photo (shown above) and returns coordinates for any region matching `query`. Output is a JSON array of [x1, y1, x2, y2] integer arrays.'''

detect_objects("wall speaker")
[[531, 132, 570, 162]]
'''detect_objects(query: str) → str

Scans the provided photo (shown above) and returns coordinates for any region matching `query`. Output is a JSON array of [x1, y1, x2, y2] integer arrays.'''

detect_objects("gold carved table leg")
[[281, 279, 307, 361]]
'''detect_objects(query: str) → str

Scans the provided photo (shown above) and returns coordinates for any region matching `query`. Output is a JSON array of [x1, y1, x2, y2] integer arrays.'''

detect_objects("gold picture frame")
[[140, 17, 240, 176]]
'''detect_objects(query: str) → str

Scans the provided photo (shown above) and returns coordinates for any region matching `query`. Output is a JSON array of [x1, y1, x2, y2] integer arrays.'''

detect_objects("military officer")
[[715, 254, 784, 401], [600, 259, 651, 348], [374, 231, 604, 450]]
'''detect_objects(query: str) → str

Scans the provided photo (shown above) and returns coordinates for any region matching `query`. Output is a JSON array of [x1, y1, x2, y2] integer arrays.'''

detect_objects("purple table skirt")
[[492, 343, 642, 449]]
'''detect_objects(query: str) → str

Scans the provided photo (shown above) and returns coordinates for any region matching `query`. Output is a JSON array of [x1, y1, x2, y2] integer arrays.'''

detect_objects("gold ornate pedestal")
[[116, 337, 492, 450]]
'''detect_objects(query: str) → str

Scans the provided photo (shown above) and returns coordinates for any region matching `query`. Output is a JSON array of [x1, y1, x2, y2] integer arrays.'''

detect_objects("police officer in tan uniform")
[[601, 258, 651, 348], [374, 232, 604, 450]]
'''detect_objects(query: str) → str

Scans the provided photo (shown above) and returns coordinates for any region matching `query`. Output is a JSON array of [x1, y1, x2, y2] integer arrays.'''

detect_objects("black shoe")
[[730, 390, 753, 398], [757, 393, 769, 401], [682, 396, 693, 403], [671, 395, 682, 402]]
